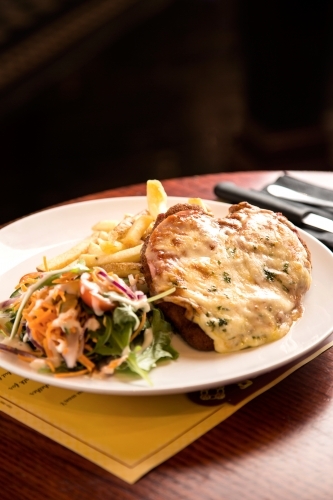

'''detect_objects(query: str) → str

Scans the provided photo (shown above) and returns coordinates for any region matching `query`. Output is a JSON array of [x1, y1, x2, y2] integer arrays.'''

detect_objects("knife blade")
[[266, 184, 333, 208], [214, 182, 333, 234]]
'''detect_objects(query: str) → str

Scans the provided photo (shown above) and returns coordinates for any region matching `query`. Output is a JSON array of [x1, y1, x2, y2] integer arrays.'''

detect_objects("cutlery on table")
[[214, 181, 333, 234], [266, 184, 333, 208]]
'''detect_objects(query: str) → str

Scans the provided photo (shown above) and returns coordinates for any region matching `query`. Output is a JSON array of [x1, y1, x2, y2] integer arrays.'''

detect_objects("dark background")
[[1, 0, 333, 226]]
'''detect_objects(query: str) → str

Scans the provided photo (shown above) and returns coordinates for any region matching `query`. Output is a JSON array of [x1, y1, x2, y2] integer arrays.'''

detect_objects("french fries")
[[146, 179, 167, 218], [187, 197, 213, 215], [98, 262, 141, 277], [37, 237, 96, 272], [91, 220, 118, 232], [81, 244, 143, 267], [37, 179, 210, 278], [121, 213, 154, 247]]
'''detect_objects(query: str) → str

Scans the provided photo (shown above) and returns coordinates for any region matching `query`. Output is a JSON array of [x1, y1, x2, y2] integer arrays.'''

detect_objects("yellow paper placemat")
[[1, 335, 332, 484]]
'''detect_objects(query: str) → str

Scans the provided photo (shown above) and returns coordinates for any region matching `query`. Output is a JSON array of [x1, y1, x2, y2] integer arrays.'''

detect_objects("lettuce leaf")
[[116, 307, 178, 381]]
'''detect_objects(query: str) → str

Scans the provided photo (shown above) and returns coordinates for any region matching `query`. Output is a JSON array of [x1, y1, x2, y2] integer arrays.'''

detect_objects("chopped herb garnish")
[[227, 248, 236, 256], [208, 285, 217, 292], [218, 318, 229, 327], [264, 269, 275, 282], [223, 272, 231, 283], [282, 262, 289, 274], [206, 317, 229, 330]]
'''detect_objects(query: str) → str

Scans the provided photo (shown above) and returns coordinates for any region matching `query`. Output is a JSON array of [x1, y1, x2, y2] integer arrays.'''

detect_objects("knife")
[[214, 181, 333, 234], [266, 184, 333, 208]]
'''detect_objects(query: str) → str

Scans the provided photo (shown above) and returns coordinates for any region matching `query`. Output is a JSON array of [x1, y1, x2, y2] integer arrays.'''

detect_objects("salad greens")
[[0, 262, 178, 384]]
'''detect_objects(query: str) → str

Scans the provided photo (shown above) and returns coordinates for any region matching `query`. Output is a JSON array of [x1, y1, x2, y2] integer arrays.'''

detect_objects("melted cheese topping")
[[145, 204, 312, 353]]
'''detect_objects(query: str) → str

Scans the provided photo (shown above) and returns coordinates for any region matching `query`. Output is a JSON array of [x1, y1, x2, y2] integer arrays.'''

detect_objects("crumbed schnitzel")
[[141, 202, 312, 353]]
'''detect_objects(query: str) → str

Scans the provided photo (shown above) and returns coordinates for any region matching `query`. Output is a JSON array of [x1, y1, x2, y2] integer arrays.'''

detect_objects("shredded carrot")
[[18, 273, 42, 291], [11, 270, 136, 379], [130, 311, 146, 341], [45, 324, 53, 347], [18, 354, 36, 363], [53, 273, 78, 284], [54, 288, 66, 302], [20, 288, 62, 348], [42, 337, 55, 359], [54, 369, 89, 378], [22, 301, 36, 316], [28, 317, 57, 346], [77, 353, 95, 372], [29, 309, 56, 326], [38, 301, 56, 311], [45, 359, 56, 372], [103, 354, 128, 371]]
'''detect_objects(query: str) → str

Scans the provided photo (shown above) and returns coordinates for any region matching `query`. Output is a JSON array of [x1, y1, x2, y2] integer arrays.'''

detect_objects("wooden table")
[[1, 170, 333, 500]]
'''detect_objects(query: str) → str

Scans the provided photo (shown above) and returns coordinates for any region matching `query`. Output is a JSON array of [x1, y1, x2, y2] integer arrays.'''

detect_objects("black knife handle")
[[214, 182, 312, 224]]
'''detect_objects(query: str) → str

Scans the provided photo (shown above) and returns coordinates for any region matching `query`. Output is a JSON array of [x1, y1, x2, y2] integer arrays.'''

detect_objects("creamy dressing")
[[80, 272, 150, 314], [52, 309, 84, 368]]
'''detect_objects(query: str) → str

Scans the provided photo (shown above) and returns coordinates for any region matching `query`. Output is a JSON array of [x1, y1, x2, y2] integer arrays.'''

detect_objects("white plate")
[[1, 197, 333, 396]]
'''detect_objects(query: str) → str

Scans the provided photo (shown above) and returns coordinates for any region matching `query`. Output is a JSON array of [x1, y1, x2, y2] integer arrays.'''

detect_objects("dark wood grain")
[[58, 169, 333, 204], [1, 170, 333, 500]]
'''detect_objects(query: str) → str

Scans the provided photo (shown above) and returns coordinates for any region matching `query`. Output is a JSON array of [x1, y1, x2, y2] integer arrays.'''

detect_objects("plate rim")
[[0, 195, 332, 396]]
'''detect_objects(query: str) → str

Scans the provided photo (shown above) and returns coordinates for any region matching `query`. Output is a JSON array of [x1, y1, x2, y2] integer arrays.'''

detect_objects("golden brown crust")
[[141, 203, 214, 351], [141, 203, 205, 291], [157, 302, 214, 351]]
